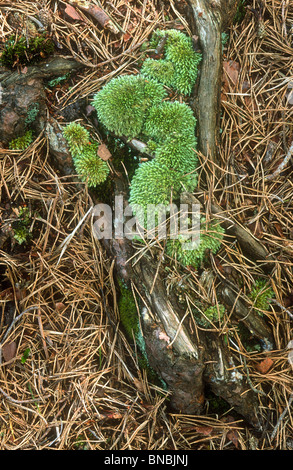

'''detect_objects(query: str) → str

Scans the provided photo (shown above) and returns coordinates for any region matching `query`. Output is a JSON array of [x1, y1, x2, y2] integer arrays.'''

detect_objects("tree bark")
[[187, 0, 239, 162]]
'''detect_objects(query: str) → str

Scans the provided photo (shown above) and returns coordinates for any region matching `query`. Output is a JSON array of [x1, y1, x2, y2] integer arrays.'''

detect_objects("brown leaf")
[[227, 429, 239, 448], [273, 222, 285, 238], [55, 302, 66, 311], [103, 410, 123, 420], [2, 341, 17, 362], [64, 4, 83, 21], [123, 32, 131, 42], [255, 357, 274, 374], [223, 60, 240, 89], [133, 377, 144, 393], [194, 425, 213, 436], [97, 143, 112, 161]]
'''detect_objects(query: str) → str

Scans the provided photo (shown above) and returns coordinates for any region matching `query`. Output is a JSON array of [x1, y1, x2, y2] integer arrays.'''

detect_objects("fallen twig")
[[265, 142, 293, 181]]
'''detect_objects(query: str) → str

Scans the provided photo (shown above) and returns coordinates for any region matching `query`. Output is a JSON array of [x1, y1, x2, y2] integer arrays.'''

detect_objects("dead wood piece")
[[0, 57, 84, 144], [0, 56, 84, 87], [141, 306, 206, 414], [221, 284, 274, 350], [45, 117, 76, 177], [203, 336, 260, 428], [187, 0, 239, 162], [69, 1, 120, 34]]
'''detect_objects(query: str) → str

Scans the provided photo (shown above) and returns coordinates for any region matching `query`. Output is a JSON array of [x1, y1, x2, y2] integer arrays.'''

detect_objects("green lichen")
[[24, 103, 40, 127], [154, 135, 198, 174], [9, 130, 33, 150], [118, 281, 166, 389], [118, 280, 140, 342], [47, 73, 71, 88], [118, 280, 155, 377], [63, 122, 109, 187], [0, 33, 55, 68]]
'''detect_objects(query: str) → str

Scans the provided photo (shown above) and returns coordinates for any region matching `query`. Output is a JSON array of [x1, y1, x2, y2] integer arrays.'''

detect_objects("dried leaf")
[[55, 302, 66, 311], [274, 222, 285, 238], [97, 143, 112, 161], [64, 4, 83, 21], [103, 410, 123, 420], [223, 60, 240, 88], [194, 425, 213, 436], [133, 377, 144, 393], [227, 429, 239, 448], [2, 341, 17, 362], [123, 32, 131, 42], [255, 357, 274, 374]]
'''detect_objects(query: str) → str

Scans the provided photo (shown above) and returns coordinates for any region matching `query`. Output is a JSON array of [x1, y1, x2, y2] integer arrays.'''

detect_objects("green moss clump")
[[165, 219, 225, 268], [13, 207, 31, 245], [9, 130, 33, 150], [194, 304, 226, 328], [154, 135, 198, 174], [93, 74, 167, 140], [118, 280, 140, 341], [1, 34, 55, 68], [73, 143, 110, 187], [92, 28, 223, 267], [63, 122, 90, 157], [149, 29, 202, 95], [141, 58, 175, 87], [248, 279, 274, 316], [128, 160, 183, 226], [143, 100, 196, 142], [129, 101, 198, 222], [63, 122, 109, 187], [143, 100, 198, 174]]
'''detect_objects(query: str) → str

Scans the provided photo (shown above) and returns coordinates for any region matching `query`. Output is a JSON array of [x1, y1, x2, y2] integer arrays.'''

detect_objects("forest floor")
[[0, 0, 293, 450]]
